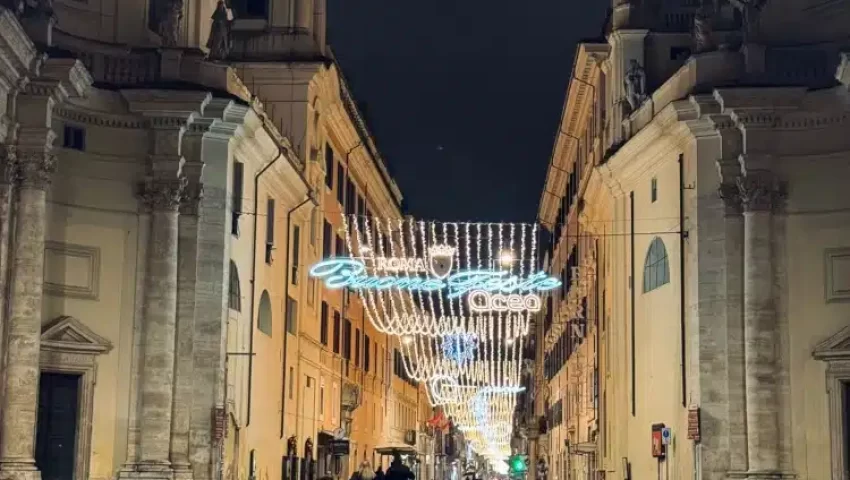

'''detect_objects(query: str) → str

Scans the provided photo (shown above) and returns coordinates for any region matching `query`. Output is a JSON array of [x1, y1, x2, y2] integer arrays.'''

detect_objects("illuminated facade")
[[0, 2, 431, 480], [531, 42, 608, 480], [531, 3, 850, 480]]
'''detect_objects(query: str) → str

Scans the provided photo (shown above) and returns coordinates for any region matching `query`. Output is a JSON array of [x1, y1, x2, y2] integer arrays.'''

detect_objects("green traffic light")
[[508, 455, 527, 473]]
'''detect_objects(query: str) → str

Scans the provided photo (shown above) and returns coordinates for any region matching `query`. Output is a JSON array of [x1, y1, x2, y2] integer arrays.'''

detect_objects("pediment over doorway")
[[41, 315, 113, 355], [813, 325, 850, 360]]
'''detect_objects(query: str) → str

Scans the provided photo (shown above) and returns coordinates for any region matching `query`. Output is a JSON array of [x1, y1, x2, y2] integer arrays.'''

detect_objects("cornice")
[[0, 6, 37, 74], [54, 105, 144, 129]]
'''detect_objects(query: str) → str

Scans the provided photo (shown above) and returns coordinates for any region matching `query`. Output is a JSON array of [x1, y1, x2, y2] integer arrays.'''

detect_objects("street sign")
[[329, 439, 350, 456], [661, 427, 672, 446]]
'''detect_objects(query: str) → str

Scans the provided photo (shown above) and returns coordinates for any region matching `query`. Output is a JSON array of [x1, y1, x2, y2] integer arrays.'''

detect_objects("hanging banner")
[[309, 217, 561, 338]]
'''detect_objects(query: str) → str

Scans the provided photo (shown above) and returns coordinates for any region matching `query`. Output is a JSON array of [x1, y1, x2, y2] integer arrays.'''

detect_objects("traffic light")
[[507, 454, 528, 475]]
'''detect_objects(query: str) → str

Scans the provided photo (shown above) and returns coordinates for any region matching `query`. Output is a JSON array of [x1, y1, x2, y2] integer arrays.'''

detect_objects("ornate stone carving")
[[718, 182, 743, 215], [693, 5, 716, 54], [623, 59, 647, 111], [0, 145, 17, 185], [155, 0, 184, 47], [139, 176, 187, 212], [736, 172, 785, 212], [729, 0, 768, 43], [2, 0, 25, 16], [179, 181, 203, 215], [16, 152, 56, 189], [206, 0, 232, 61]]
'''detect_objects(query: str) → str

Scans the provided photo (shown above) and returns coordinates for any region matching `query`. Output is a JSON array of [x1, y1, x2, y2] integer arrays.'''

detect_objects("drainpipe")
[[678, 154, 687, 407], [246, 98, 311, 425], [629, 191, 635, 417], [246, 149, 282, 426], [281, 192, 319, 439]]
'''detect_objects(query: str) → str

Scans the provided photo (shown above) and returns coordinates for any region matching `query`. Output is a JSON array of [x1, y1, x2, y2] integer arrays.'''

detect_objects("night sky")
[[327, 0, 609, 224]]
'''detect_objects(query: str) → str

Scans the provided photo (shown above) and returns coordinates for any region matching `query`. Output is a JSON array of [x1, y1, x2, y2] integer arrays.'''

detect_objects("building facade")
[[530, 2, 850, 480], [0, 2, 425, 480]]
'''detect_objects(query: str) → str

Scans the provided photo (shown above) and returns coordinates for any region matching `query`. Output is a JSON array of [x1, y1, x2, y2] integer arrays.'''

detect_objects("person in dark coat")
[[386, 453, 414, 480], [374, 466, 386, 480]]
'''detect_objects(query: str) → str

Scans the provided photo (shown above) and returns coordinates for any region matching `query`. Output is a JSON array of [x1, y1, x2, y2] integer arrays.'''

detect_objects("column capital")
[[16, 150, 55, 189], [139, 176, 187, 212], [736, 171, 786, 213], [0, 145, 16, 185], [179, 181, 203, 216], [718, 183, 743, 216]]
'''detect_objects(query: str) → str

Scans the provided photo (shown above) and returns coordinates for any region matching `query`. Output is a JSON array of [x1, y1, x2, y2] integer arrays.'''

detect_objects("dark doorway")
[[36, 372, 80, 480], [844, 381, 850, 480]]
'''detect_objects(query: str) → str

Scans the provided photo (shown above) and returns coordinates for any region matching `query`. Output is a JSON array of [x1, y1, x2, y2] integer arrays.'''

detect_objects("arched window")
[[258, 290, 272, 336], [642, 237, 670, 293], [228, 261, 241, 312]]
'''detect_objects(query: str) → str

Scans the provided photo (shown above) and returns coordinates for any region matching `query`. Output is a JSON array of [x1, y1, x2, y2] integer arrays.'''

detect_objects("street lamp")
[[499, 250, 514, 267]]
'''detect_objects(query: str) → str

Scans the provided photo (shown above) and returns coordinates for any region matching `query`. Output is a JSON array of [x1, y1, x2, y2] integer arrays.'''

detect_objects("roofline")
[[536, 41, 609, 228], [326, 48, 404, 209]]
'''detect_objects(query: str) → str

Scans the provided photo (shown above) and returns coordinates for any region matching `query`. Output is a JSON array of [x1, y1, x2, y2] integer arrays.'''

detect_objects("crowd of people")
[[346, 453, 415, 480]]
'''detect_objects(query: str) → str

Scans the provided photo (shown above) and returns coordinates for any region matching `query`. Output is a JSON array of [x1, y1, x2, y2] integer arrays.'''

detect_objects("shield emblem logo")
[[428, 244, 456, 279]]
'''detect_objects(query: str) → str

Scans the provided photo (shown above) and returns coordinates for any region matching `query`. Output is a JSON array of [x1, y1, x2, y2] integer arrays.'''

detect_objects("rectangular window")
[[63, 124, 85, 151], [286, 297, 297, 334], [358, 196, 366, 219], [291, 226, 301, 284], [307, 277, 315, 306], [354, 328, 361, 367], [332, 311, 341, 354], [346, 179, 356, 215], [336, 163, 345, 205], [365, 335, 371, 372], [651, 177, 658, 203], [323, 220, 332, 258], [335, 235, 344, 257], [325, 144, 334, 188], [265, 198, 275, 264], [320, 383, 325, 415], [320, 302, 329, 345], [288, 366, 294, 399], [310, 208, 317, 246], [343, 319, 352, 360], [231, 161, 244, 235], [231, 0, 267, 18]]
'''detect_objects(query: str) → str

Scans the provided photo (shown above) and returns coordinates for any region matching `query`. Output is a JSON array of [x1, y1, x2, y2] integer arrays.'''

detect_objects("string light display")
[[309, 215, 559, 468]]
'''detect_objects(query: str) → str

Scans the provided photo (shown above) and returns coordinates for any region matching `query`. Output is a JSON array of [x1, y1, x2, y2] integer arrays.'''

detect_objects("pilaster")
[[0, 56, 87, 480], [170, 159, 203, 479], [119, 90, 208, 480], [736, 162, 785, 478], [189, 100, 246, 480]]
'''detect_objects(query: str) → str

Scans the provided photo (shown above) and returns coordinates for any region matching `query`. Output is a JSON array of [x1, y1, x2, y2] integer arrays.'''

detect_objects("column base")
[[728, 471, 797, 480], [172, 466, 193, 480], [118, 463, 175, 480], [0, 463, 40, 480]]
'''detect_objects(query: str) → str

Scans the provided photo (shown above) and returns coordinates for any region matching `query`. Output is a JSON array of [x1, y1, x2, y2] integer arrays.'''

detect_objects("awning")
[[374, 444, 418, 455]]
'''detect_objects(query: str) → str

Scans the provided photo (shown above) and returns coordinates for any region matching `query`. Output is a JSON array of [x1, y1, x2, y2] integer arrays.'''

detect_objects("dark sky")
[[327, 0, 609, 224]]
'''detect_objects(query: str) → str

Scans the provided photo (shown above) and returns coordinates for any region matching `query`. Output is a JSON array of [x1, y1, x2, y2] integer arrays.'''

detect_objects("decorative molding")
[[41, 315, 113, 355], [54, 106, 146, 130], [824, 248, 850, 303], [40, 315, 113, 480], [812, 326, 850, 480], [43, 240, 101, 300], [16, 151, 56, 189], [139, 176, 187, 212]]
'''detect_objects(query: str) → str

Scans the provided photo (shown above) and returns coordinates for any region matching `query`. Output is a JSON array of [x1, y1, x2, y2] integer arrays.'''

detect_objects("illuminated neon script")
[[309, 257, 561, 300]]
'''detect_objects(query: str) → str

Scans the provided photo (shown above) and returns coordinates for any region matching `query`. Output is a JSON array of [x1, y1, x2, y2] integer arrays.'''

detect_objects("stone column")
[[737, 169, 783, 476], [136, 174, 186, 471], [0, 145, 17, 392], [0, 151, 55, 480], [170, 166, 203, 479]]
